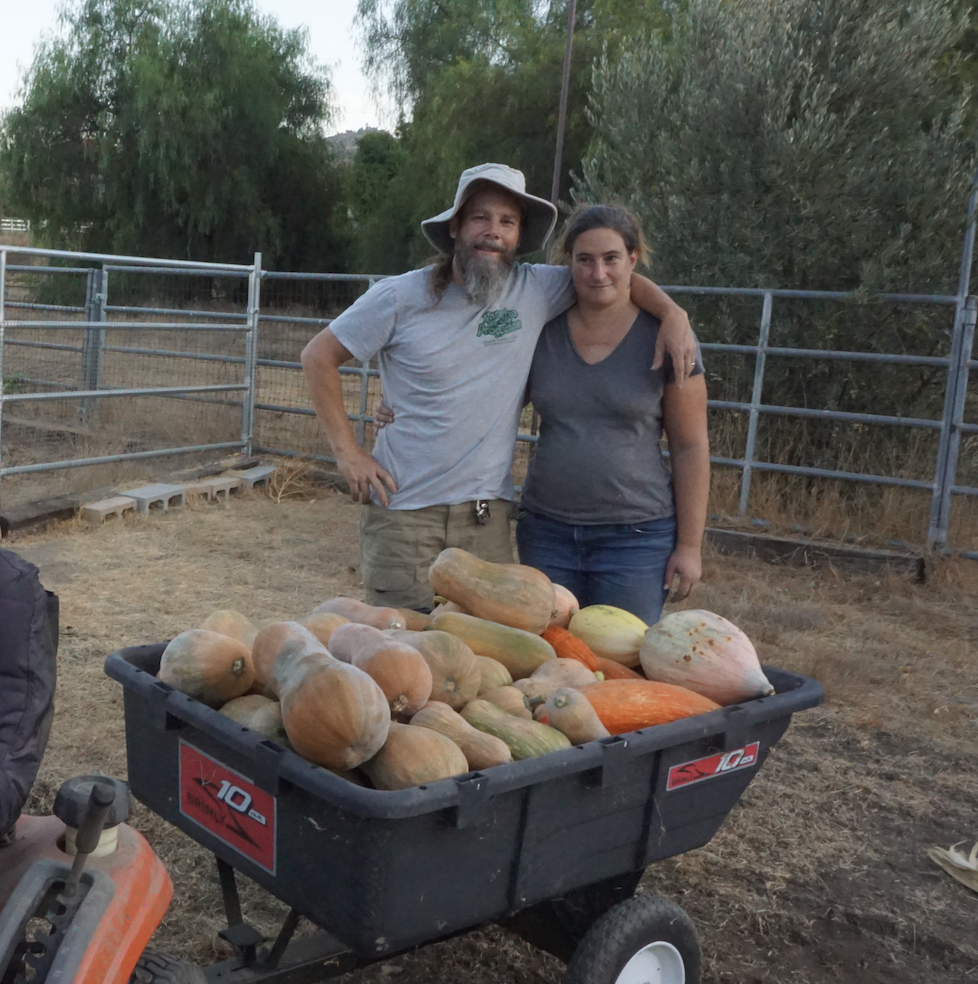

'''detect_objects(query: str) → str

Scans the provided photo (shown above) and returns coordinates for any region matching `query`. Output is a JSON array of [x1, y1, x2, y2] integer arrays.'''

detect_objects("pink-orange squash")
[[158, 630, 254, 708]]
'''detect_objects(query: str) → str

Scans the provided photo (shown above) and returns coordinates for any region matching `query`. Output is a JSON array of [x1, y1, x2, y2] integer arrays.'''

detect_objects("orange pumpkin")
[[158, 630, 254, 708], [579, 679, 720, 735]]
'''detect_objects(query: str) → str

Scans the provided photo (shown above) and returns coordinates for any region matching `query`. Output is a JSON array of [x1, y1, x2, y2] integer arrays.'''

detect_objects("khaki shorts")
[[359, 499, 515, 610]]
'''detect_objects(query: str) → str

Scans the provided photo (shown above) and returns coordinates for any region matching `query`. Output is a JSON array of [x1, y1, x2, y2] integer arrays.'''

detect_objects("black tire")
[[129, 948, 208, 984], [563, 893, 702, 984]]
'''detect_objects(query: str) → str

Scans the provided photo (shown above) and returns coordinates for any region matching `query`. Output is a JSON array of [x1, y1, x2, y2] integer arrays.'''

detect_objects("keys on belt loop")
[[475, 500, 491, 526]]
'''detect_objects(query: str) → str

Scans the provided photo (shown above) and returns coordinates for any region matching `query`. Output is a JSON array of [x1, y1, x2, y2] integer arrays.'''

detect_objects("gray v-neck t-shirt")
[[520, 310, 704, 525]]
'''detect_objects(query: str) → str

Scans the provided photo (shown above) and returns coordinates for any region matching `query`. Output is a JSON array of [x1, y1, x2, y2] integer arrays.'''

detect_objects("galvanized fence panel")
[[2, 242, 975, 558]]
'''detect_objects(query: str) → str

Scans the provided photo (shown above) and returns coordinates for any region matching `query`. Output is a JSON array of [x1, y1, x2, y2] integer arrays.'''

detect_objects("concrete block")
[[79, 496, 138, 525], [210, 476, 243, 501], [121, 483, 186, 514], [183, 480, 216, 502], [238, 465, 277, 489]]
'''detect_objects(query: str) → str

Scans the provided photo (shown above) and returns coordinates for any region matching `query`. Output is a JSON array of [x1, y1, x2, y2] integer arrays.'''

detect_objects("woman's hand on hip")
[[663, 545, 702, 602]]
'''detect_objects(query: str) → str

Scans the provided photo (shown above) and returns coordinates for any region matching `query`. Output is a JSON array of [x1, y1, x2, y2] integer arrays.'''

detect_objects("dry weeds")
[[8, 488, 978, 983]]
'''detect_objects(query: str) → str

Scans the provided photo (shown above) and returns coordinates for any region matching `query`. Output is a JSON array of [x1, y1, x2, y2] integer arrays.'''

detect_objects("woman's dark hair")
[[552, 203, 649, 267]]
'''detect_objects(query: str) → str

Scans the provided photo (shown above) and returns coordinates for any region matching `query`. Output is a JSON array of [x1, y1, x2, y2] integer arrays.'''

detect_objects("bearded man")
[[301, 163, 697, 610]]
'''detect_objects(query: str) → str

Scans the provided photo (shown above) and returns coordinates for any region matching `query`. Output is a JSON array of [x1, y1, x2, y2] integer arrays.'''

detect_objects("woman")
[[514, 205, 709, 625]]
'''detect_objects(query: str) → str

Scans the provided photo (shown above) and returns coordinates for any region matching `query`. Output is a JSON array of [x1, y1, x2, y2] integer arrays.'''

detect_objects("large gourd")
[[579, 679, 720, 734], [251, 622, 328, 695], [388, 630, 480, 711], [431, 611, 555, 680], [409, 702, 511, 770], [569, 605, 648, 667], [428, 548, 556, 634], [362, 722, 469, 790], [199, 610, 258, 647], [279, 652, 390, 769], [158, 630, 254, 708], [462, 699, 571, 761], [639, 609, 775, 705]]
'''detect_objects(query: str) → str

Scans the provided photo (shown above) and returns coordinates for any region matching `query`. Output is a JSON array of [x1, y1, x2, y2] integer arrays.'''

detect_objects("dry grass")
[[8, 489, 978, 983]]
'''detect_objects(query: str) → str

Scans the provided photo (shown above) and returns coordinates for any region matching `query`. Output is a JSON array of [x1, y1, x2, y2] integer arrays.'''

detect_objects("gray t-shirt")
[[329, 263, 575, 510], [520, 310, 705, 525]]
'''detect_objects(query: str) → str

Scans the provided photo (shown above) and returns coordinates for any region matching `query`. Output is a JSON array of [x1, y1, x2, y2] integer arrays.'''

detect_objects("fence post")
[[928, 174, 978, 549], [0, 248, 6, 504], [80, 265, 107, 423], [356, 278, 376, 447], [241, 253, 262, 456], [738, 291, 773, 516]]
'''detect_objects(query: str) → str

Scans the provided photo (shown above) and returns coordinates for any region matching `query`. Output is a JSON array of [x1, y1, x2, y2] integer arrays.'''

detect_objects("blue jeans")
[[516, 510, 677, 625]]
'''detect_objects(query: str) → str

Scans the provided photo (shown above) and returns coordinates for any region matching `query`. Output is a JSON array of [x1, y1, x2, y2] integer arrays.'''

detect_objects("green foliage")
[[351, 0, 671, 270], [576, 0, 977, 475], [0, 0, 350, 269]]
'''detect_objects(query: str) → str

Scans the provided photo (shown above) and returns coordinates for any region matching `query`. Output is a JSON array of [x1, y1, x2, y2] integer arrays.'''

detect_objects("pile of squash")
[[157, 548, 776, 791]]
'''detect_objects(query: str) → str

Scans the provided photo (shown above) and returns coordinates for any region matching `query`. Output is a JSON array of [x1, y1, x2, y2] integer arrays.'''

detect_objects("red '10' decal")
[[666, 742, 760, 791], [179, 741, 276, 873]]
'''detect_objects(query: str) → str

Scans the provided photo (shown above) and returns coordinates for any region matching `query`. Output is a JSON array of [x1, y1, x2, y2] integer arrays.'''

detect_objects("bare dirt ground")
[[8, 486, 978, 983]]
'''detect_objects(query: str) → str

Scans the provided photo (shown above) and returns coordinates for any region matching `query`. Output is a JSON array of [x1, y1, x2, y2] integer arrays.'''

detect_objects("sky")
[[0, 0, 385, 134]]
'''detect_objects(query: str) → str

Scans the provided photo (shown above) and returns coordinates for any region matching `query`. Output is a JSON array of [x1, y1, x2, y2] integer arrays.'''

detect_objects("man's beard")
[[455, 237, 516, 308]]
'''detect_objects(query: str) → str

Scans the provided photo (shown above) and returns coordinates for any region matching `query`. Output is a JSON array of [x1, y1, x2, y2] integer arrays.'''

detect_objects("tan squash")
[[461, 699, 571, 761], [251, 621, 328, 695], [351, 645, 432, 717], [219, 694, 289, 745], [549, 584, 580, 629], [475, 655, 513, 694], [514, 658, 600, 707], [430, 600, 467, 617], [410, 702, 512, 770], [396, 608, 433, 631], [326, 622, 393, 663], [428, 548, 556, 634], [361, 722, 469, 790], [431, 611, 555, 680], [480, 685, 533, 719], [298, 611, 349, 648], [543, 688, 610, 745], [279, 652, 390, 769], [199, 609, 258, 647], [159, 630, 254, 708], [313, 597, 407, 630], [388, 630, 481, 711]]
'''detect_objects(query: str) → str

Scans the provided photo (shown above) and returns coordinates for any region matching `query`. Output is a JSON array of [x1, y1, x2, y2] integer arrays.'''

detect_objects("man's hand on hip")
[[336, 446, 397, 506], [651, 307, 697, 388]]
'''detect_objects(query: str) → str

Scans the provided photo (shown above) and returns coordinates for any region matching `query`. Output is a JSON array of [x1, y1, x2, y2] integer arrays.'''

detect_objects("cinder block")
[[121, 483, 186, 514], [210, 476, 243, 501], [183, 480, 216, 502], [80, 496, 137, 525], [238, 465, 277, 490]]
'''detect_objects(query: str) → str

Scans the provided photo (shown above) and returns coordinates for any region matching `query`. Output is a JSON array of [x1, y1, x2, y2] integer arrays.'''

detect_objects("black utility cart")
[[106, 644, 824, 984]]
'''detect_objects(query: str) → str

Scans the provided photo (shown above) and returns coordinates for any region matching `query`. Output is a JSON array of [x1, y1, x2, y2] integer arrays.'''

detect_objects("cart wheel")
[[129, 948, 207, 984], [563, 893, 701, 984]]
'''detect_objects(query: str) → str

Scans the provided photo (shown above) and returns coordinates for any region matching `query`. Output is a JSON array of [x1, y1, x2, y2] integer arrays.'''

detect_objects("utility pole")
[[547, 0, 578, 252]]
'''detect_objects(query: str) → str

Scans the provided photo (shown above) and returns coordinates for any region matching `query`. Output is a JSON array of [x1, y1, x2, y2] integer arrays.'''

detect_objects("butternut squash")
[[461, 699, 571, 761], [313, 597, 407, 630], [327, 622, 396, 663], [396, 608, 434, 631], [159, 630, 254, 708], [639, 609, 775, 705], [480, 685, 533, 719], [549, 584, 580, 629], [410, 702, 511, 770], [579, 679, 720, 735], [279, 652, 390, 769], [475, 655, 513, 694], [251, 621, 328, 695], [199, 610, 258, 647], [431, 611, 555, 680], [362, 722, 469, 790], [298, 611, 349, 648], [544, 688, 610, 745], [429, 548, 556, 634], [388, 630, 481, 711]]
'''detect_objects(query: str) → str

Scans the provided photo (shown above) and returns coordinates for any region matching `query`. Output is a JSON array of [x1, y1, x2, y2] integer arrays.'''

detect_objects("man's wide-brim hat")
[[421, 163, 558, 256]]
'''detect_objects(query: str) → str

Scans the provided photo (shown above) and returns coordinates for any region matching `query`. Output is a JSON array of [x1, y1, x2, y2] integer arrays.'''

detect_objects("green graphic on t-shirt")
[[477, 309, 522, 339]]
